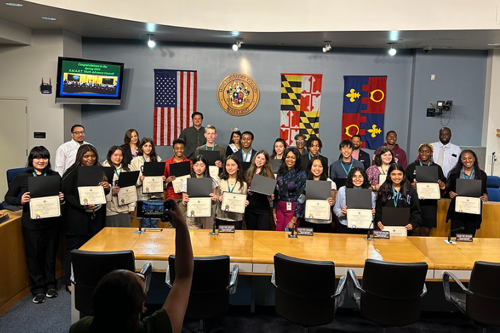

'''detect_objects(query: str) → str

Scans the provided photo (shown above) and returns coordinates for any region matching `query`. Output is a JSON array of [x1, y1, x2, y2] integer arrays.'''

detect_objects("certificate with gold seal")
[[455, 196, 481, 215], [221, 192, 246, 214], [305, 199, 330, 221], [385, 226, 407, 237], [416, 182, 441, 200], [118, 185, 138, 205], [143, 176, 164, 194], [78, 186, 106, 205], [172, 175, 190, 194], [347, 209, 373, 229], [29, 196, 61, 219], [187, 197, 212, 218]]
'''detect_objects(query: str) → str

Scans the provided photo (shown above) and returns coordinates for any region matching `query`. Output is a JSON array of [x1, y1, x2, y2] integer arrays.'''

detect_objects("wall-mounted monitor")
[[55, 57, 124, 105]]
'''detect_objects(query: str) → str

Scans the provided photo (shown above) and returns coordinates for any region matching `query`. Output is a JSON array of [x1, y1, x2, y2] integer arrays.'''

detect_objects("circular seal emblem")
[[217, 73, 260, 116]]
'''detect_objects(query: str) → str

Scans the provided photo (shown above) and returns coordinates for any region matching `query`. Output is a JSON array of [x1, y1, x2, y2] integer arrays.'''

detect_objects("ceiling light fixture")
[[5, 2, 23, 7], [322, 41, 332, 53], [41, 16, 56, 21], [388, 43, 397, 56], [232, 41, 242, 51], [147, 34, 156, 48]]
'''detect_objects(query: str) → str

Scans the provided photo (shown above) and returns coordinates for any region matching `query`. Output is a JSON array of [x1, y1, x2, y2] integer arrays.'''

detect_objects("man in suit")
[[351, 135, 371, 170], [233, 131, 257, 163], [301, 136, 328, 172]]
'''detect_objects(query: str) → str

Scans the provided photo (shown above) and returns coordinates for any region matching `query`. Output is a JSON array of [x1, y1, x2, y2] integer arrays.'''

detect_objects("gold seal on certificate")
[[455, 196, 481, 215], [384, 226, 407, 236], [222, 192, 246, 214], [347, 209, 372, 229], [78, 186, 106, 205], [172, 175, 190, 194], [416, 183, 441, 200], [143, 176, 163, 194], [118, 186, 138, 205], [187, 197, 212, 217], [29, 196, 61, 219], [305, 199, 330, 220]]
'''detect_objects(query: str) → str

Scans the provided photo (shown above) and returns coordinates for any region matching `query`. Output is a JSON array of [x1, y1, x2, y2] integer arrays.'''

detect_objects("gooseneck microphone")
[[446, 226, 465, 244]]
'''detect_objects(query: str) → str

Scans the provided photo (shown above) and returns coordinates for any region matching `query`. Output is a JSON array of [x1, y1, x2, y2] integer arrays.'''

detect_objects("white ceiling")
[[1, 1, 500, 51]]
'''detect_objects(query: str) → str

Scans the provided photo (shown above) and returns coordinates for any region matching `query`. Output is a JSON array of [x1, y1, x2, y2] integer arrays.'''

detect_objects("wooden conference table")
[[80, 227, 500, 281]]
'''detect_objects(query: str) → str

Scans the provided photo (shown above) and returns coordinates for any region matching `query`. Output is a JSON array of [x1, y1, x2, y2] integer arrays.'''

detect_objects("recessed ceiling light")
[[41, 16, 57, 21], [488, 43, 500, 46], [5, 2, 23, 7]]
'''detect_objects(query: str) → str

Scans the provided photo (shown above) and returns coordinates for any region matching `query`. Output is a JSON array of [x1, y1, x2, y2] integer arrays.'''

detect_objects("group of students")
[[4, 125, 488, 306]]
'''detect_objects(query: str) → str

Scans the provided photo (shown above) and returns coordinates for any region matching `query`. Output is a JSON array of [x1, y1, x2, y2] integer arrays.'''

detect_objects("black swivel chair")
[[71, 249, 152, 318], [167, 255, 239, 333], [271, 253, 346, 333], [443, 261, 500, 332], [347, 259, 428, 330]]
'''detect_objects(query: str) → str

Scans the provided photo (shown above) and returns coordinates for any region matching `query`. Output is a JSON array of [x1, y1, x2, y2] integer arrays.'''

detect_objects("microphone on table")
[[445, 226, 465, 244], [288, 224, 298, 238], [364, 221, 374, 241], [209, 221, 218, 236]]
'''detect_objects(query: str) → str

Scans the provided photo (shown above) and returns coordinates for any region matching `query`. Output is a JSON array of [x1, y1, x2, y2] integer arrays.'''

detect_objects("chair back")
[[486, 176, 500, 202], [466, 261, 500, 326], [360, 259, 428, 327], [71, 250, 136, 315], [168, 255, 230, 320], [273, 253, 337, 327], [6, 167, 26, 186]]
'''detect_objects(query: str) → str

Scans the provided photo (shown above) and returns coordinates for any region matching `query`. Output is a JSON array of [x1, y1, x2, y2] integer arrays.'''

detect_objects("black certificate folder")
[[118, 171, 140, 187], [144, 162, 166, 176], [251, 174, 277, 195], [382, 207, 410, 226], [346, 188, 372, 209], [415, 165, 438, 182], [456, 179, 482, 197], [77, 166, 103, 186], [198, 150, 220, 165], [28, 175, 60, 197], [306, 180, 331, 200], [187, 178, 212, 197]]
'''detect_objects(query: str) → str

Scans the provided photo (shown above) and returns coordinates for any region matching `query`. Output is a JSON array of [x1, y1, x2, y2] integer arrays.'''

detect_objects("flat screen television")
[[55, 57, 124, 105]]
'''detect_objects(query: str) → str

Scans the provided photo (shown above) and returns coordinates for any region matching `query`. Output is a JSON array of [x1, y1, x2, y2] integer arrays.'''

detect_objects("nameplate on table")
[[297, 227, 314, 236], [219, 225, 235, 233], [373, 230, 390, 239], [456, 233, 474, 242], [0, 213, 10, 224]]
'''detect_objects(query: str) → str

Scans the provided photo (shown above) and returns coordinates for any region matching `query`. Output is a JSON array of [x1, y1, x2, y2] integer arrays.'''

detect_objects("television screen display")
[[56, 57, 124, 105]]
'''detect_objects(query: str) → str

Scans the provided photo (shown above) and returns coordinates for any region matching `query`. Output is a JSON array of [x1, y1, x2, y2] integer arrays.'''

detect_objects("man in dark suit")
[[233, 131, 257, 163], [300, 136, 328, 172]]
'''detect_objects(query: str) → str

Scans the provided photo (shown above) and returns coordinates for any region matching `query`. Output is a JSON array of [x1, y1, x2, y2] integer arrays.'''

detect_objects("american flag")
[[154, 69, 197, 146]]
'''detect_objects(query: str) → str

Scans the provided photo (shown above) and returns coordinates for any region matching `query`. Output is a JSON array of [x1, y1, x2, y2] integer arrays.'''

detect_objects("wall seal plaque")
[[217, 73, 259, 116]]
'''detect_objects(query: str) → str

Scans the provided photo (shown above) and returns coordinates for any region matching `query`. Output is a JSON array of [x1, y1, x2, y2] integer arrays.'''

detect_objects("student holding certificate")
[[375, 164, 422, 235], [334, 167, 376, 234], [302, 157, 337, 232], [366, 146, 395, 192], [130, 137, 164, 228], [446, 150, 488, 236], [245, 150, 275, 230], [216, 156, 248, 229], [181, 155, 218, 229], [273, 147, 307, 231], [102, 146, 136, 227], [62, 144, 110, 293], [5, 146, 64, 304], [270, 138, 287, 160], [405, 143, 446, 236]]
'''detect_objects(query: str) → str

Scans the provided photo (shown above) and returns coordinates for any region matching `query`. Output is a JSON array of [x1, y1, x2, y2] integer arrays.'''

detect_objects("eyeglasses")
[[72, 131, 85, 135]]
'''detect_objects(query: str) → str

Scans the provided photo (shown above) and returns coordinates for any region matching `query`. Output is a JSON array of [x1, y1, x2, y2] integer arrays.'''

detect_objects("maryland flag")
[[280, 74, 322, 146], [341, 76, 387, 149]]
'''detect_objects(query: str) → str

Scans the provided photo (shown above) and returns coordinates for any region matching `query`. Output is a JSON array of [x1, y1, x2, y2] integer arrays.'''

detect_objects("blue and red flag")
[[341, 76, 387, 149]]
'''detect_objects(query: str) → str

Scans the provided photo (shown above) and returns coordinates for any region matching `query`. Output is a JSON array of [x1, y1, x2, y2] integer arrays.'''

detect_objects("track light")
[[388, 43, 397, 56], [147, 34, 156, 48], [232, 41, 242, 51], [322, 42, 332, 53]]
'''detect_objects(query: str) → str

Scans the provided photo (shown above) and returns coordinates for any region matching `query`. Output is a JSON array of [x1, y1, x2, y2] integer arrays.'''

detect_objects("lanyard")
[[419, 160, 430, 166], [460, 167, 475, 180], [242, 150, 251, 162], [341, 161, 353, 176], [392, 186, 401, 207], [142, 156, 147, 163], [308, 153, 313, 160], [32, 172, 46, 177], [226, 179, 237, 193], [114, 167, 122, 179], [205, 144, 215, 151]]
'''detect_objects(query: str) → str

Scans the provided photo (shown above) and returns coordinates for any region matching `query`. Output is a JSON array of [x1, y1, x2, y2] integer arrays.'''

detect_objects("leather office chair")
[[167, 255, 239, 333], [71, 249, 152, 317], [443, 261, 500, 332], [486, 176, 500, 202], [271, 253, 346, 333], [347, 259, 428, 329]]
